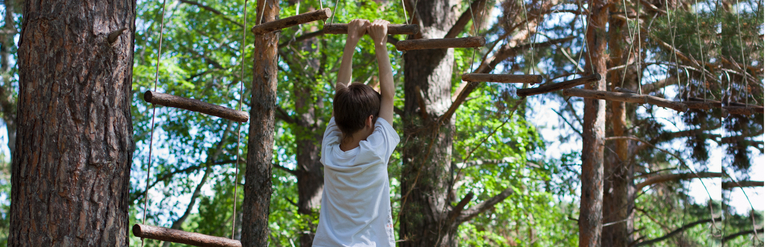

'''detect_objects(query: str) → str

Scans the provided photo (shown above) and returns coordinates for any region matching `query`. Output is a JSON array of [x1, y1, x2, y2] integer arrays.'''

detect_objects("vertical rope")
[[231, 0, 248, 239], [520, 0, 536, 74], [665, 0, 680, 98], [400, 0, 409, 24], [141, 0, 169, 246], [330, 0, 341, 24], [635, 0, 642, 94]]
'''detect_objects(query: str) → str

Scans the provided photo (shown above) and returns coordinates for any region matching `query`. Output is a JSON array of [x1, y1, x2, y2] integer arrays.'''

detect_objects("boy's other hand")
[[347, 19, 370, 44], [368, 19, 389, 47]]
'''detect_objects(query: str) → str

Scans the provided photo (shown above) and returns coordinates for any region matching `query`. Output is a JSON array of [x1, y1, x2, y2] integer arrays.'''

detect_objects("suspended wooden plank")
[[516, 74, 601, 97], [324, 23, 419, 35], [251, 8, 331, 35], [562, 88, 687, 112], [461, 73, 543, 84], [724, 106, 764, 115], [133, 224, 241, 247], [144, 91, 249, 123], [395, 37, 485, 51]]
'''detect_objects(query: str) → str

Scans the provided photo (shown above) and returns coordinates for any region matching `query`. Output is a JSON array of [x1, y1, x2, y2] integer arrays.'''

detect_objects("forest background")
[[0, 0, 762, 246]]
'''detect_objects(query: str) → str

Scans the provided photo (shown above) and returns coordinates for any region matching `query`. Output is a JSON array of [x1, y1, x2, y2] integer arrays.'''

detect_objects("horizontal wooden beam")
[[251, 8, 331, 35], [132, 224, 241, 247], [563, 88, 688, 112], [323, 23, 419, 35], [722, 180, 764, 189], [461, 73, 543, 84], [516, 74, 601, 97], [395, 37, 485, 51], [144, 91, 249, 123], [724, 106, 764, 115]]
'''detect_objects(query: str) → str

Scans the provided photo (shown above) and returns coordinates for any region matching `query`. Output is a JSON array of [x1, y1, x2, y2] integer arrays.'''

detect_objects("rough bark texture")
[[241, 0, 279, 245], [460, 73, 543, 84], [9, 0, 135, 246], [602, 9, 634, 246], [399, 0, 460, 246], [579, 0, 608, 245]]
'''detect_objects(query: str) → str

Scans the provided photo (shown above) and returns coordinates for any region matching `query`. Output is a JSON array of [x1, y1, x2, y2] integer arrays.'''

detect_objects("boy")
[[312, 19, 399, 247]]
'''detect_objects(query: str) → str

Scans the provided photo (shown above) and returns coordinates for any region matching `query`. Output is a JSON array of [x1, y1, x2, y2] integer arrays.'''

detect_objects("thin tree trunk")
[[241, 0, 279, 245], [0, 0, 16, 161], [579, 0, 608, 245], [399, 1, 460, 246], [602, 4, 635, 246], [9, 0, 135, 245], [293, 20, 324, 246]]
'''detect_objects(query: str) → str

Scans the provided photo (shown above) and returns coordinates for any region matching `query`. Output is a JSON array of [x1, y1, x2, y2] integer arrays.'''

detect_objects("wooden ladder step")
[[395, 37, 485, 51], [323, 23, 419, 35], [144, 91, 249, 123], [516, 74, 601, 97], [461, 73, 543, 84], [133, 224, 241, 247], [562, 88, 688, 112], [251, 8, 331, 35]]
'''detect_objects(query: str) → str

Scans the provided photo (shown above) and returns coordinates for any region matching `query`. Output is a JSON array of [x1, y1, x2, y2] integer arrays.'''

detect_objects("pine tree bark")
[[9, 0, 135, 246], [579, 0, 608, 245], [399, 0, 460, 246], [602, 4, 635, 246], [241, 0, 279, 245]]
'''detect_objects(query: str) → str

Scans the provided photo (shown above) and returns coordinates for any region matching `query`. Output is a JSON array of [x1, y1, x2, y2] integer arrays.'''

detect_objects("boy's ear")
[[367, 115, 374, 128]]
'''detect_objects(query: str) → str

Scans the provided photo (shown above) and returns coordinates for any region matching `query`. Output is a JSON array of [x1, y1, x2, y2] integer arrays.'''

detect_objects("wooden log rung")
[[516, 74, 601, 97], [395, 37, 485, 51], [323, 23, 419, 35], [251, 8, 331, 35], [461, 73, 543, 84], [562, 88, 687, 112], [144, 91, 249, 123], [133, 224, 241, 247]]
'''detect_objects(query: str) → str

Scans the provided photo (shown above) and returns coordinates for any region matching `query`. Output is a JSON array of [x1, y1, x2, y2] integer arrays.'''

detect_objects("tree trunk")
[[602, 4, 635, 246], [241, 0, 279, 245], [399, 0, 459, 246], [579, 0, 608, 245], [9, 0, 135, 246], [0, 0, 17, 161], [294, 31, 324, 247]]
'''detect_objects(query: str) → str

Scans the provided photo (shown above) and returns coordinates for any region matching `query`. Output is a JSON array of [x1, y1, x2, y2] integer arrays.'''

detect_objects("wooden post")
[[461, 73, 543, 84], [144, 91, 250, 123], [132, 224, 242, 247], [516, 74, 601, 97], [562, 88, 688, 112], [250, 8, 331, 35], [324, 23, 419, 35], [395, 37, 485, 51]]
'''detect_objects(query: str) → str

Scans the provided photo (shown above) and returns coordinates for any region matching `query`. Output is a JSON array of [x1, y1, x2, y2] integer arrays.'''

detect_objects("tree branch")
[[180, 0, 244, 27], [636, 172, 722, 191], [275, 106, 296, 124], [274, 162, 298, 176], [722, 228, 764, 242], [444, 0, 486, 39], [722, 181, 764, 189], [442, 36, 576, 122], [458, 187, 513, 222], [633, 217, 722, 246], [448, 192, 474, 222]]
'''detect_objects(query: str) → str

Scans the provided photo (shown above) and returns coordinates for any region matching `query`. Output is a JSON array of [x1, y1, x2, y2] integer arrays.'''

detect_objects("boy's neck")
[[340, 127, 372, 151]]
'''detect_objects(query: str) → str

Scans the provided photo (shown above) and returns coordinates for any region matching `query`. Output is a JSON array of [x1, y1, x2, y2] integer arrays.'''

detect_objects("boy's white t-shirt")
[[313, 117, 400, 247]]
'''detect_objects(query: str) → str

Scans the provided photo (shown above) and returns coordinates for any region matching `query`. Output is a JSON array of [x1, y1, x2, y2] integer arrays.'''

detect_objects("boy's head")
[[334, 83, 381, 138]]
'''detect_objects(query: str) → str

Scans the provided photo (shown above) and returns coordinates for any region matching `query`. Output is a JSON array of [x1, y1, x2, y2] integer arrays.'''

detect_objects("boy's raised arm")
[[368, 20, 394, 125], [335, 19, 369, 93]]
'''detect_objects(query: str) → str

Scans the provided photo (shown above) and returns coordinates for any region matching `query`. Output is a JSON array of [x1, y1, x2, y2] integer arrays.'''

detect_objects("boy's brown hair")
[[333, 83, 381, 136]]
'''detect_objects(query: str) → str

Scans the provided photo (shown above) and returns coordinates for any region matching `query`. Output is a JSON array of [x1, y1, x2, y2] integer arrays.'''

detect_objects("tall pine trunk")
[[602, 4, 635, 246], [241, 0, 279, 245], [9, 0, 135, 245], [399, 0, 460, 246], [579, 0, 608, 245]]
